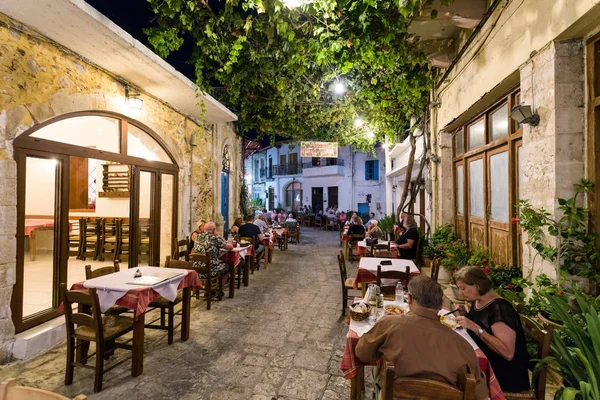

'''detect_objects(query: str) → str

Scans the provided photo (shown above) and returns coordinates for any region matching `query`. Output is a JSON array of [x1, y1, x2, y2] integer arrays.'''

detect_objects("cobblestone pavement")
[[0, 229, 362, 400]]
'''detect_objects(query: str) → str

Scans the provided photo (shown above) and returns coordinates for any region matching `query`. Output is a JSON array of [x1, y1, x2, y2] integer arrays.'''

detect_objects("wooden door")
[[455, 161, 466, 241], [466, 155, 486, 249], [69, 156, 88, 210], [514, 140, 523, 267], [487, 147, 510, 264]]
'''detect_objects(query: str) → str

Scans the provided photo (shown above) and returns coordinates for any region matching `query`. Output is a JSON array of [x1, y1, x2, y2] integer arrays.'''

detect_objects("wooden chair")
[[349, 233, 366, 263], [337, 251, 360, 317], [138, 221, 151, 264], [145, 256, 186, 344], [98, 218, 118, 262], [370, 242, 390, 257], [172, 236, 190, 261], [0, 379, 86, 400], [382, 360, 476, 400], [504, 315, 554, 400], [61, 283, 134, 393], [326, 218, 336, 231], [115, 219, 129, 263], [80, 218, 101, 261], [189, 253, 224, 310], [315, 216, 326, 230], [411, 234, 423, 269], [430, 258, 440, 282], [286, 223, 300, 245], [68, 218, 84, 260], [377, 264, 410, 296]]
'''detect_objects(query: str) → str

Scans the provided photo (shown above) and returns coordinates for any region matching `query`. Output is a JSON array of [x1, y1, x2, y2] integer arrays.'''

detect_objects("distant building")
[[244, 143, 386, 218]]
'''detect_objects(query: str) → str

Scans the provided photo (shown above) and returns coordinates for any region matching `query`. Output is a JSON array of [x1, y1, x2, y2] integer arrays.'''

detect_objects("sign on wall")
[[300, 141, 338, 158]]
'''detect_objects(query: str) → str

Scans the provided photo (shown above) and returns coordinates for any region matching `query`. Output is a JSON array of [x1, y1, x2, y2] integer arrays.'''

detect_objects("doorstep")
[[12, 316, 66, 360]]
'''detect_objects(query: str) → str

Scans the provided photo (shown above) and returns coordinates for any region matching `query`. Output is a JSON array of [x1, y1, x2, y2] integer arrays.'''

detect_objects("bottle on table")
[[395, 281, 404, 304]]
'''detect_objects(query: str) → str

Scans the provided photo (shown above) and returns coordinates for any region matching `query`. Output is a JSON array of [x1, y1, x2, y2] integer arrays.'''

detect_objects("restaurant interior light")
[[510, 104, 539, 126]]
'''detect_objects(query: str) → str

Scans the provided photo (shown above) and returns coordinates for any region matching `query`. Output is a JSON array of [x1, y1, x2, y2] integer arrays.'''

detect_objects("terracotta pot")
[[422, 257, 431, 269], [538, 310, 562, 329], [437, 267, 451, 283]]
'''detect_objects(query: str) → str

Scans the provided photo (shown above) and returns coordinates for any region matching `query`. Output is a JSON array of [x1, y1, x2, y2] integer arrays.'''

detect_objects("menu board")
[[300, 141, 339, 158]]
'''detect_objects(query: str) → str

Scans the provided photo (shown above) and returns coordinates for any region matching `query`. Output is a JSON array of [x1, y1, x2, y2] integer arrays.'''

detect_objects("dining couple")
[[357, 266, 530, 400]]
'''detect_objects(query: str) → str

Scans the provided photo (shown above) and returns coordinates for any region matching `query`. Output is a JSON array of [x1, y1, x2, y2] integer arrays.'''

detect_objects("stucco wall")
[[0, 14, 241, 361]]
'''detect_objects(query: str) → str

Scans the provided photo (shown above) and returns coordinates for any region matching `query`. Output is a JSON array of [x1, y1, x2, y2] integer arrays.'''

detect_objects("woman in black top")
[[455, 266, 530, 393], [347, 217, 365, 235], [395, 213, 419, 259]]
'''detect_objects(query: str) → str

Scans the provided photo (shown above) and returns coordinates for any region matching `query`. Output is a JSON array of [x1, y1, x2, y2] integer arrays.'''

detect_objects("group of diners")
[[356, 267, 530, 399], [346, 211, 420, 260]]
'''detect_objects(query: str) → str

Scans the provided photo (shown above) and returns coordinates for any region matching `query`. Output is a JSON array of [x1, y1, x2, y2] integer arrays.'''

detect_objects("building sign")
[[300, 141, 338, 158]]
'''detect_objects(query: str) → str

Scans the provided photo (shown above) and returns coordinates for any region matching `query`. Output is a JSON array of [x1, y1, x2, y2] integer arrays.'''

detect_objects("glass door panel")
[[138, 170, 155, 266], [468, 159, 484, 218], [489, 151, 509, 222], [23, 157, 58, 318], [159, 174, 174, 266]]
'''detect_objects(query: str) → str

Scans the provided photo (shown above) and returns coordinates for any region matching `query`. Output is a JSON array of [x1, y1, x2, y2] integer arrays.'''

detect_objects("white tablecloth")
[[358, 258, 419, 274], [83, 266, 187, 312], [219, 245, 252, 259]]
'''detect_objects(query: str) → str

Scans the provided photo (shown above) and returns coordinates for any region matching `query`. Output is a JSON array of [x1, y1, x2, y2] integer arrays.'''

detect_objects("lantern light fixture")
[[510, 104, 539, 126], [125, 87, 143, 110]]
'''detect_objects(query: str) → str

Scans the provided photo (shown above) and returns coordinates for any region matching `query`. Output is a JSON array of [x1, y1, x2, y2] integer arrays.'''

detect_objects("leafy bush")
[[468, 247, 492, 269], [423, 223, 456, 260], [440, 240, 472, 273], [378, 215, 395, 233]]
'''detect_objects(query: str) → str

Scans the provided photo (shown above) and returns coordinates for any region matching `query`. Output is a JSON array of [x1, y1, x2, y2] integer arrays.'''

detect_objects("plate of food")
[[384, 304, 408, 315], [439, 314, 459, 329]]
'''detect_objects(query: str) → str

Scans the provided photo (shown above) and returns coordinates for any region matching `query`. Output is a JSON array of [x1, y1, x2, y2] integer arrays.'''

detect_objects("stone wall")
[[520, 40, 585, 279], [0, 14, 241, 361]]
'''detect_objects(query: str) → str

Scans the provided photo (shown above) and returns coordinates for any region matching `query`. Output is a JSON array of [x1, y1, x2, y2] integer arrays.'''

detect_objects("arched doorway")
[[12, 111, 179, 332], [221, 146, 231, 232], [285, 182, 302, 211]]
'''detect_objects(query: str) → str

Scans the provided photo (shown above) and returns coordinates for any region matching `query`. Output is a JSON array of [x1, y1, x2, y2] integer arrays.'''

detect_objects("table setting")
[[353, 257, 420, 291]]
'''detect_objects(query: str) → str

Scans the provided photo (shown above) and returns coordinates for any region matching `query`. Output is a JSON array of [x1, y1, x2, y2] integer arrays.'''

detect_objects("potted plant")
[[423, 224, 456, 278], [440, 240, 472, 285], [377, 215, 395, 241]]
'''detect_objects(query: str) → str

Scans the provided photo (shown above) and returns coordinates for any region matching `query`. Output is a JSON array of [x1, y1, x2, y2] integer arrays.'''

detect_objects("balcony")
[[302, 159, 344, 177], [272, 163, 302, 176]]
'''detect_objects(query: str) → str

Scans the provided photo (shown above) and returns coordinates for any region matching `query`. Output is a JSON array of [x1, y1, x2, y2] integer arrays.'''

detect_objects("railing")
[[260, 167, 274, 180], [272, 163, 302, 176], [302, 159, 345, 169]]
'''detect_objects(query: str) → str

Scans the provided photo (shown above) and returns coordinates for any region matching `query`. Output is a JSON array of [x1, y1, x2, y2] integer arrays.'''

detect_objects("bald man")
[[192, 221, 233, 279]]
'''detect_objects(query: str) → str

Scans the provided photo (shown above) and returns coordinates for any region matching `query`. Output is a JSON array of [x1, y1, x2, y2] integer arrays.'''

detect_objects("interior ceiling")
[[0, 0, 237, 124]]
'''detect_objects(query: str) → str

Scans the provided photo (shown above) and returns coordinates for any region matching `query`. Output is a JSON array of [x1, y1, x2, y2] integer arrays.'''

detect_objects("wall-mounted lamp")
[[189, 132, 198, 147], [125, 87, 143, 110], [510, 104, 539, 126]]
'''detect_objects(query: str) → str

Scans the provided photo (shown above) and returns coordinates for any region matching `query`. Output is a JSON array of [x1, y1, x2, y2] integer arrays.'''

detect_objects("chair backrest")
[[337, 251, 348, 288], [189, 253, 211, 277], [172, 236, 190, 261], [431, 258, 440, 282], [0, 378, 87, 400], [85, 218, 101, 237], [377, 264, 410, 291], [350, 234, 365, 243], [373, 250, 398, 259], [372, 242, 391, 251], [520, 314, 553, 399], [239, 236, 255, 245], [382, 361, 475, 400], [84, 262, 120, 280], [413, 234, 423, 264], [164, 256, 192, 269], [61, 283, 104, 343]]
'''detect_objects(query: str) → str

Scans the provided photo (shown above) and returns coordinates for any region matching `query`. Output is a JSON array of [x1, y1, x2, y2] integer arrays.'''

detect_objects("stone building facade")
[[0, 3, 240, 362], [429, 0, 600, 279]]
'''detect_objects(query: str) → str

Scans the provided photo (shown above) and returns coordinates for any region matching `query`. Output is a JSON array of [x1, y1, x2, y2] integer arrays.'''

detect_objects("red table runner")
[[219, 245, 256, 268]]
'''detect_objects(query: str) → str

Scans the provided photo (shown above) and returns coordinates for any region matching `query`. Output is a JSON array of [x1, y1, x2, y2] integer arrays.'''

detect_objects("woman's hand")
[[456, 316, 478, 332], [457, 304, 467, 316]]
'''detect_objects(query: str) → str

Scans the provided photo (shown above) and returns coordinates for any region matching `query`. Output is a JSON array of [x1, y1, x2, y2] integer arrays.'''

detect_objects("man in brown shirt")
[[356, 275, 488, 400]]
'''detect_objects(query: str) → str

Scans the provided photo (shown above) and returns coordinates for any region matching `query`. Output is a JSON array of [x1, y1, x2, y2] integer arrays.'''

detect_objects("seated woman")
[[188, 219, 206, 254], [395, 213, 419, 259], [455, 266, 530, 393], [228, 217, 243, 236], [366, 220, 384, 240]]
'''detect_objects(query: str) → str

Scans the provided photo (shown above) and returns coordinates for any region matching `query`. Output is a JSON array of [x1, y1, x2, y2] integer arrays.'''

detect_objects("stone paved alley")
[[0, 229, 360, 400]]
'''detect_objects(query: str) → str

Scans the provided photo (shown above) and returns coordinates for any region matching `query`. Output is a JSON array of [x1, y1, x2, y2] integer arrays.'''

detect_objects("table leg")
[[229, 268, 235, 298], [132, 313, 145, 377], [350, 365, 364, 400], [264, 248, 269, 269], [244, 259, 249, 287], [30, 230, 36, 261], [181, 287, 191, 341], [343, 241, 348, 261]]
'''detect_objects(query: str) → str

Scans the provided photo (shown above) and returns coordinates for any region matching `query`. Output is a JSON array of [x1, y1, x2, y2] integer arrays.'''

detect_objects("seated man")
[[253, 214, 269, 234], [356, 275, 488, 400], [285, 213, 297, 224], [239, 214, 265, 264], [192, 221, 233, 280], [364, 212, 377, 228]]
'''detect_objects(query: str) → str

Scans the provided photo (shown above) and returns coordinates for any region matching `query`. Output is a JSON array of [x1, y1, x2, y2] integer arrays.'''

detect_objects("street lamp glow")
[[366, 130, 374, 139], [333, 81, 346, 95], [354, 118, 364, 128]]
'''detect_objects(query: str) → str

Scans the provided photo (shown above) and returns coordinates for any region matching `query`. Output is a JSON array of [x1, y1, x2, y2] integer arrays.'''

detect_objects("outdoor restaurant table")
[[219, 245, 255, 291], [355, 240, 399, 257], [340, 304, 505, 400], [353, 258, 420, 292], [70, 266, 202, 377], [262, 233, 276, 267]]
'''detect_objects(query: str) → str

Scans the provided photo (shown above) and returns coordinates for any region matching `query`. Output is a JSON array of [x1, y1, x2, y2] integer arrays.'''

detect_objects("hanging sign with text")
[[300, 141, 339, 158]]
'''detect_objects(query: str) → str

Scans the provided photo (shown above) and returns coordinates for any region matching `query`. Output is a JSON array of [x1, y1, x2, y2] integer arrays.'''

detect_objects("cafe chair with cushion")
[[115, 219, 129, 263], [84, 263, 129, 316], [68, 218, 84, 260], [349, 234, 366, 263], [370, 242, 391, 257], [376, 264, 410, 297], [145, 256, 187, 345], [189, 253, 224, 311], [172, 236, 190, 261], [61, 283, 134, 393], [504, 315, 554, 400], [286, 223, 300, 245], [337, 251, 361, 317], [81, 218, 102, 261], [239, 236, 263, 270], [0, 378, 87, 400], [98, 218, 118, 262], [381, 360, 476, 400]]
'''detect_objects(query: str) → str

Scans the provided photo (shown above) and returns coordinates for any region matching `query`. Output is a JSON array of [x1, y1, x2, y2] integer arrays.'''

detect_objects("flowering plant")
[[423, 223, 456, 260]]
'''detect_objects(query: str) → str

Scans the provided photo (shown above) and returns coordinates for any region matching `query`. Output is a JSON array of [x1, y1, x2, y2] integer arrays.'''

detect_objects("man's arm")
[[356, 317, 393, 363], [462, 344, 489, 400]]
